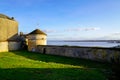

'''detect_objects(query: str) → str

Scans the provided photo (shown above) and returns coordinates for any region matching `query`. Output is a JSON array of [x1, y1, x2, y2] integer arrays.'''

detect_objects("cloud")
[[98, 32, 120, 40], [84, 27, 100, 31], [65, 27, 100, 32], [43, 29, 57, 33], [111, 32, 120, 35], [65, 28, 81, 32]]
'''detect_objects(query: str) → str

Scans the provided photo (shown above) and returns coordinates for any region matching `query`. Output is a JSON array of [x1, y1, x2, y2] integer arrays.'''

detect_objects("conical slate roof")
[[28, 29, 47, 35], [0, 13, 14, 20]]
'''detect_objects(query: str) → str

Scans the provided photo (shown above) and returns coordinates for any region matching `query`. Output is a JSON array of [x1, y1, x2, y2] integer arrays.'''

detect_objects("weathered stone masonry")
[[35, 45, 120, 62], [1, 13, 120, 63], [0, 14, 47, 52], [0, 14, 20, 52]]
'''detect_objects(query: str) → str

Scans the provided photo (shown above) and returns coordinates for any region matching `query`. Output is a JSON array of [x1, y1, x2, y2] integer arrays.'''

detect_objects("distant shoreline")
[[48, 40, 120, 43]]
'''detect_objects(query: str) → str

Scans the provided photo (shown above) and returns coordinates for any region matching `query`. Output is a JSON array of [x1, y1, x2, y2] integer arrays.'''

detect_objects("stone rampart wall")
[[34, 45, 120, 62]]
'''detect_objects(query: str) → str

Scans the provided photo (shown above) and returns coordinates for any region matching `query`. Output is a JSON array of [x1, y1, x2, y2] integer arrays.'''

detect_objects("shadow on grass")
[[0, 68, 106, 80], [11, 50, 110, 69]]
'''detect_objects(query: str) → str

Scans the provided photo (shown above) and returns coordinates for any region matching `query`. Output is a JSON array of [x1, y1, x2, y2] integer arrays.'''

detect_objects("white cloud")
[[111, 32, 120, 35], [84, 27, 100, 31], [65, 28, 81, 32], [43, 29, 57, 33], [98, 32, 120, 40], [65, 27, 100, 32]]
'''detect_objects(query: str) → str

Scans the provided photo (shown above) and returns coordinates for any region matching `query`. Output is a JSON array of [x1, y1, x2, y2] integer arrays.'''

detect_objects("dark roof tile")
[[28, 29, 47, 35]]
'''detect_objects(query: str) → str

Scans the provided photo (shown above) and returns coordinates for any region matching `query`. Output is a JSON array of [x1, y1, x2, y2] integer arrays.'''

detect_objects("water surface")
[[47, 41, 120, 47]]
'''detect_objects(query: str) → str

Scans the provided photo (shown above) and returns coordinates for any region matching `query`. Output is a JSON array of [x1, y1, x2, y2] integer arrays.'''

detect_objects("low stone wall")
[[0, 41, 8, 52], [35, 45, 120, 62], [0, 41, 21, 52], [8, 41, 21, 51]]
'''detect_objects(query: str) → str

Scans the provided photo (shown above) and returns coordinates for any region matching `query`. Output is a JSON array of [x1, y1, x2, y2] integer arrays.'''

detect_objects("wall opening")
[[43, 48, 46, 54]]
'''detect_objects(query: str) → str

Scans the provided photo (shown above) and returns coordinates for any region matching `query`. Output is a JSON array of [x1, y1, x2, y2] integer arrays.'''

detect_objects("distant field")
[[0, 50, 111, 80]]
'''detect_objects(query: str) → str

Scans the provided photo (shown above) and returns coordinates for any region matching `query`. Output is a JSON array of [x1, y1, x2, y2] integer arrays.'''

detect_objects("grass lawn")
[[0, 50, 111, 80]]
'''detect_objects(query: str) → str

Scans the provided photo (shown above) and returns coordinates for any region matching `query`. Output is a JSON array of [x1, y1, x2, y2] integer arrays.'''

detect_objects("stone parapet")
[[35, 45, 120, 63]]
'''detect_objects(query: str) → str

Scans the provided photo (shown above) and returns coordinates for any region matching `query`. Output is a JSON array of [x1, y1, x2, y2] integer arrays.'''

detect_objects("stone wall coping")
[[37, 45, 120, 51]]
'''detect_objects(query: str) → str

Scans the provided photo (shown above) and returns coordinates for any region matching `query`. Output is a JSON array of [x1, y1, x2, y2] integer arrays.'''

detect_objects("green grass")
[[0, 50, 111, 80]]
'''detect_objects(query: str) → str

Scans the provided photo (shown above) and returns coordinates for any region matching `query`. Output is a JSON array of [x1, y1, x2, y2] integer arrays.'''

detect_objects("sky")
[[0, 0, 120, 40]]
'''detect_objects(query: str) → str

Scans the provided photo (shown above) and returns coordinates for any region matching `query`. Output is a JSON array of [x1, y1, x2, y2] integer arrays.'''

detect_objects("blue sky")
[[0, 0, 120, 40]]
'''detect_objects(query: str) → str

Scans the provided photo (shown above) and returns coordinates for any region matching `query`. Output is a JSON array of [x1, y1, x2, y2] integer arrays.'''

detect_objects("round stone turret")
[[28, 29, 47, 51]]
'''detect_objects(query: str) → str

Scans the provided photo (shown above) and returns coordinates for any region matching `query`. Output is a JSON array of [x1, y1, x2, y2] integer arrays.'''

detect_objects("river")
[[47, 40, 120, 47]]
